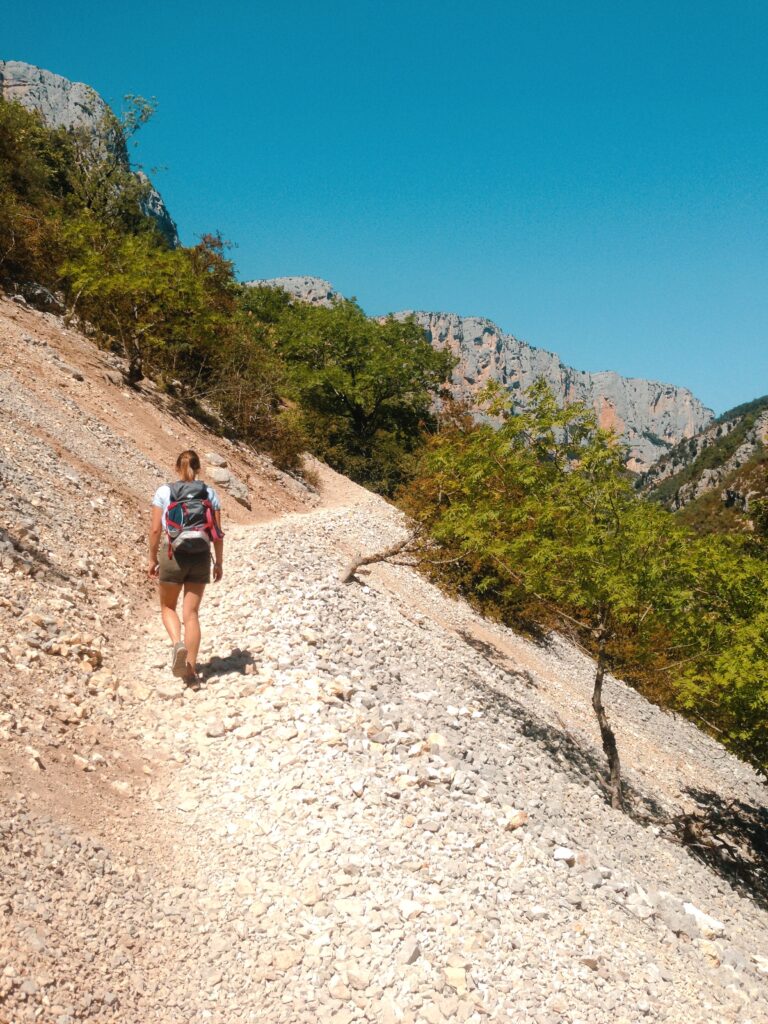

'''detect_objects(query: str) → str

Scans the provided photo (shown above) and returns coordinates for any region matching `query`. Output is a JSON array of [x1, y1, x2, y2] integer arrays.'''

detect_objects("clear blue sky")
[[5, 1, 767, 413]]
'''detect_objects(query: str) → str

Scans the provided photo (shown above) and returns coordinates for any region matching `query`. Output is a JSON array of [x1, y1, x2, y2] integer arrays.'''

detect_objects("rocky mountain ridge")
[[0, 60, 178, 246], [641, 395, 768, 519], [252, 276, 714, 471]]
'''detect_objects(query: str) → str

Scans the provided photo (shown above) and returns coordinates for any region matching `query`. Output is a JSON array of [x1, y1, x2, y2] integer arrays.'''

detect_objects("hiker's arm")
[[213, 511, 224, 581], [148, 506, 163, 578]]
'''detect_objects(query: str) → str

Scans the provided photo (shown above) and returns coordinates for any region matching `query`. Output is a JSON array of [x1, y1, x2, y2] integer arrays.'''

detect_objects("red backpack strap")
[[203, 501, 224, 540]]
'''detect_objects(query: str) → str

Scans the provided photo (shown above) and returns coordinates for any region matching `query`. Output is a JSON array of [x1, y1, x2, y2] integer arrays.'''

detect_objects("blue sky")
[[5, 1, 767, 413]]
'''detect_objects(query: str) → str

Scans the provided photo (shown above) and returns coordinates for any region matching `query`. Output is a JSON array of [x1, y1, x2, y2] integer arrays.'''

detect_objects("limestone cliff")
[[253, 276, 714, 470], [245, 275, 340, 307], [0, 60, 179, 246]]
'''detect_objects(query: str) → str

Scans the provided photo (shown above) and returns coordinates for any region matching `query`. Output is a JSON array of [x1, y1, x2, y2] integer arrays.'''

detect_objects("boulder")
[[226, 472, 251, 509]]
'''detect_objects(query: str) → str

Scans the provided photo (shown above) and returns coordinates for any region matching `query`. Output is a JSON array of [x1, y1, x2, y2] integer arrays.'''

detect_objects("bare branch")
[[340, 534, 416, 584]]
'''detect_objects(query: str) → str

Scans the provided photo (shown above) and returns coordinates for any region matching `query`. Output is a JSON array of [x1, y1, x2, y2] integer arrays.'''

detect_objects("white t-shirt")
[[152, 482, 221, 529]]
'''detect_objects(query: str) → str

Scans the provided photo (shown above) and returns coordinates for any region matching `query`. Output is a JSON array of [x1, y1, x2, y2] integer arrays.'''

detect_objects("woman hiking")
[[148, 449, 224, 686]]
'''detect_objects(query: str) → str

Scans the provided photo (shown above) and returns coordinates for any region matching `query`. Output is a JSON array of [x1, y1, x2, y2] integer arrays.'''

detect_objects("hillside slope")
[[251, 276, 714, 471], [1, 297, 768, 1023], [641, 396, 768, 528]]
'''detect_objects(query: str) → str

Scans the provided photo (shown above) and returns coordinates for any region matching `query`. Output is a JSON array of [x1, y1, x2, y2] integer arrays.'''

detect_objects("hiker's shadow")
[[201, 647, 256, 681]]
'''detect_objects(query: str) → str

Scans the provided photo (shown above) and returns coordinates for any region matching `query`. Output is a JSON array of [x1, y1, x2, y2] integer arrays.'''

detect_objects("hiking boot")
[[171, 642, 188, 678]]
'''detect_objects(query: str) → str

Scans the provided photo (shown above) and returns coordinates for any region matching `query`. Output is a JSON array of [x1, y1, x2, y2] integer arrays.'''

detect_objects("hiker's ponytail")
[[176, 449, 201, 482]]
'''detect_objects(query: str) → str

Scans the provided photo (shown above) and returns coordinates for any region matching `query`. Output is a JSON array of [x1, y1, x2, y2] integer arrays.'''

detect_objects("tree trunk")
[[592, 644, 624, 810], [340, 535, 414, 584]]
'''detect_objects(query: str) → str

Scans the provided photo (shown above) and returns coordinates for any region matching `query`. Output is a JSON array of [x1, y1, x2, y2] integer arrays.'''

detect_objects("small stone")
[[299, 879, 322, 906], [235, 876, 255, 896], [397, 937, 421, 964], [178, 797, 199, 812], [347, 967, 370, 990], [443, 965, 468, 994], [399, 899, 424, 921], [328, 977, 350, 1000], [698, 940, 721, 963], [553, 846, 576, 866], [274, 948, 302, 971], [501, 807, 528, 831], [682, 902, 726, 939], [583, 869, 604, 889]]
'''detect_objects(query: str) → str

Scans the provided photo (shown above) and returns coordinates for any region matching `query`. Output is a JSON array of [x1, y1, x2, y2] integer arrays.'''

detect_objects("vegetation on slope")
[[400, 383, 768, 782], [0, 96, 453, 487], [643, 395, 768, 512]]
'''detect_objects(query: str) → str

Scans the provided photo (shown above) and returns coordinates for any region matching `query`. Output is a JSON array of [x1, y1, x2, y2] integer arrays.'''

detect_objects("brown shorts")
[[158, 544, 211, 585]]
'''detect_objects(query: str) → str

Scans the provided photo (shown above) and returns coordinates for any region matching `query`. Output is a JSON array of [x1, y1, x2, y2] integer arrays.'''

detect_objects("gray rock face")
[[134, 172, 179, 249], [408, 311, 714, 471], [246, 275, 340, 307], [249, 276, 713, 470], [0, 60, 179, 247]]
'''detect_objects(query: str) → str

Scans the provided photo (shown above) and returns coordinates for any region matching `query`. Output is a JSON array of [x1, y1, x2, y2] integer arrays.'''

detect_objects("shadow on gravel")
[[2, 530, 71, 583], [201, 647, 256, 681], [467, 667, 669, 823], [464, 636, 768, 910], [457, 629, 537, 688], [674, 788, 768, 912]]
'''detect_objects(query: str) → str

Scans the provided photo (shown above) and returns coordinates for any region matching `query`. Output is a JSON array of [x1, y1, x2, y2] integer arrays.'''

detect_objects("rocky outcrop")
[[408, 311, 712, 471], [252, 277, 713, 470], [205, 451, 251, 509], [642, 401, 768, 512], [245, 275, 340, 307], [0, 60, 179, 247]]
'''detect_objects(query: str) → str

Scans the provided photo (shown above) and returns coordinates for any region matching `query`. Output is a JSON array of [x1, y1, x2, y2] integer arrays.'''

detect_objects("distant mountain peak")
[[245, 275, 339, 307], [251, 277, 714, 470]]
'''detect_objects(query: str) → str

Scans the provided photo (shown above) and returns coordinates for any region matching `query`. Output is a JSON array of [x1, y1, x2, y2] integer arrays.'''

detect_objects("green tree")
[[405, 381, 693, 807], [671, 533, 768, 771], [59, 217, 234, 383], [275, 298, 455, 492], [0, 96, 74, 284]]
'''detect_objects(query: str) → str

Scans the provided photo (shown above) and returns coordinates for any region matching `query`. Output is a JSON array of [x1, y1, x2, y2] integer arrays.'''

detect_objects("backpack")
[[165, 480, 221, 557]]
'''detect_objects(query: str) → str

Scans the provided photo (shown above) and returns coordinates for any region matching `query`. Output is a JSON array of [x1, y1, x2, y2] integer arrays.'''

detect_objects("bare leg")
[[159, 583, 183, 644], [182, 583, 206, 674]]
